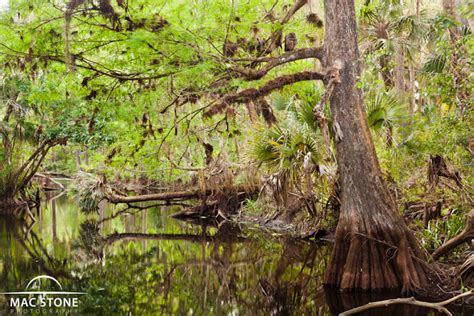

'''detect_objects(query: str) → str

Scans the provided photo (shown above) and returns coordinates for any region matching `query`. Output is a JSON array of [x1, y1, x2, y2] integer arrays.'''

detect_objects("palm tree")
[[359, 0, 428, 95], [366, 91, 407, 147]]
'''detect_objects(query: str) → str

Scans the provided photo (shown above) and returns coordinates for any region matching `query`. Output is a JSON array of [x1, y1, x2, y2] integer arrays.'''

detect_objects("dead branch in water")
[[339, 289, 474, 316], [34, 173, 65, 191], [98, 201, 192, 224], [432, 209, 474, 261]]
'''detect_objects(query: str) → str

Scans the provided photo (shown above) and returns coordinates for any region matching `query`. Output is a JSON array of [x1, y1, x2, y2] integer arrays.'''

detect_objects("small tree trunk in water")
[[322, 0, 428, 293]]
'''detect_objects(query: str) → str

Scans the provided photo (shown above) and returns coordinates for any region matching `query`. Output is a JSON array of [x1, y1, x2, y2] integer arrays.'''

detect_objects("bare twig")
[[340, 289, 474, 316], [34, 173, 66, 191]]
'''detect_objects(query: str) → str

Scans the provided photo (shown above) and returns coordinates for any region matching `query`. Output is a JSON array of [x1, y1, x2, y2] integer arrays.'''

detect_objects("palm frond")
[[271, 94, 292, 111], [423, 55, 447, 73], [295, 101, 318, 132], [251, 125, 321, 181], [366, 91, 406, 130]]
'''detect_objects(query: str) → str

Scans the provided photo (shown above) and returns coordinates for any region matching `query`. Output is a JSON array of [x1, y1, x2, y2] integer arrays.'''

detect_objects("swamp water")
[[0, 194, 468, 315]]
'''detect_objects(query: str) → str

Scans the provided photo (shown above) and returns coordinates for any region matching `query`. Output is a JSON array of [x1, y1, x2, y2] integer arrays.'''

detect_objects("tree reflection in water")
[[0, 195, 332, 315], [3, 196, 469, 315]]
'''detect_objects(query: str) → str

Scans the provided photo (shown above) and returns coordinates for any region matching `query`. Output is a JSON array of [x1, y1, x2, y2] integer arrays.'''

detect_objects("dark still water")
[[0, 194, 470, 315]]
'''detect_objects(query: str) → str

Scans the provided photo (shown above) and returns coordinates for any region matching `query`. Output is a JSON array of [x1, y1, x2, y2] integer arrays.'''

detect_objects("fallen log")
[[107, 189, 213, 203], [432, 209, 474, 261], [106, 185, 257, 204]]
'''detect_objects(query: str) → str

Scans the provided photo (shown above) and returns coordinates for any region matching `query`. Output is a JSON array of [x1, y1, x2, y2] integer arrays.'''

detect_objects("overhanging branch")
[[232, 47, 324, 80], [0, 43, 176, 82], [204, 71, 324, 117]]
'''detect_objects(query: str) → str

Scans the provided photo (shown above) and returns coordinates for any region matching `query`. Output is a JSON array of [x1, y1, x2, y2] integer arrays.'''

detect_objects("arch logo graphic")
[[1, 275, 86, 310]]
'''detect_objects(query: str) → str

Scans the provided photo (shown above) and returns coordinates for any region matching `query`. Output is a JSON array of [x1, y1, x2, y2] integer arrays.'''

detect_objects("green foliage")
[[366, 91, 406, 130], [359, 0, 428, 67], [420, 10, 472, 111], [423, 54, 447, 73], [252, 123, 320, 182], [418, 208, 468, 257], [0, 1, 472, 312]]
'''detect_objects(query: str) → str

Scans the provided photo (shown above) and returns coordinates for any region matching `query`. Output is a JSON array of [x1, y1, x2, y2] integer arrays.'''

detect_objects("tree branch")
[[15, 139, 53, 180], [232, 47, 324, 80], [339, 290, 474, 316], [19, 141, 59, 190], [282, 0, 308, 24], [204, 71, 324, 117], [48, 54, 177, 81], [0, 43, 176, 82], [432, 209, 474, 260], [261, 0, 308, 55]]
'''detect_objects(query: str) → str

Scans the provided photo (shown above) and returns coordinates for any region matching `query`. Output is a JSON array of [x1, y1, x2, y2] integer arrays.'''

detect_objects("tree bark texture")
[[322, 0, 428, 293]]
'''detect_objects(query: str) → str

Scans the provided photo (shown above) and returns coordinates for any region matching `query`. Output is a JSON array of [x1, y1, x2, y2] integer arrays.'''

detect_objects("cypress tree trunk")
[[322, 0, 428, 293]]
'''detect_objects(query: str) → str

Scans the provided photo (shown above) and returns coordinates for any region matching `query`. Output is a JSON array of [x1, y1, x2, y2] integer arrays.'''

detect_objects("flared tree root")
[[325, 218, 429, 294]]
